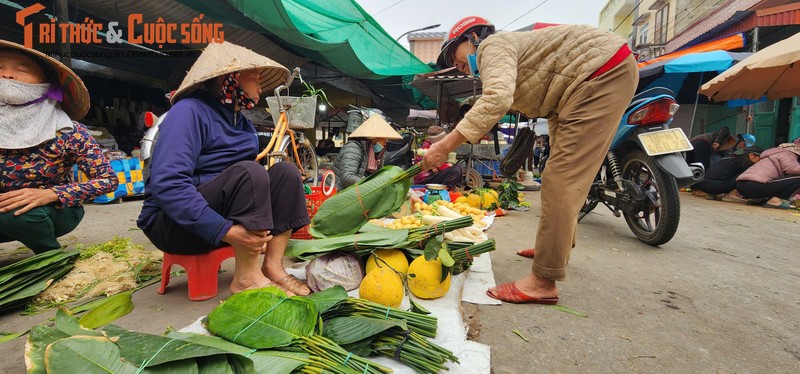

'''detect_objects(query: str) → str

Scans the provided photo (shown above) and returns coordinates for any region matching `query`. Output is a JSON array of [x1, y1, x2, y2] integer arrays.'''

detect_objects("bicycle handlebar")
[[274, 67, 302, 111]]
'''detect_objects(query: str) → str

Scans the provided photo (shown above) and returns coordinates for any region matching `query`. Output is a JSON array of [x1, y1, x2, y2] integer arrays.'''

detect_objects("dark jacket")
[[703, 155, 754, 183], [137, 92, 259, 245], [332, 139, 370, 190]]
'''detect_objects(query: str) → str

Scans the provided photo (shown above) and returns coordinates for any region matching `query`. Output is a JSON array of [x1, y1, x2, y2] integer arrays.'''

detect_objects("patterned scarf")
[[219, 72, 255, 110], [366, 140, 384, 173]]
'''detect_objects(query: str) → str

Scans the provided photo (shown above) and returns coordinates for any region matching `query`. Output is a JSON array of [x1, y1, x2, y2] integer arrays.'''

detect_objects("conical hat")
[[349, 116, 402, 140], [171, 41, 289, 105], [0, 39, 89, 120]]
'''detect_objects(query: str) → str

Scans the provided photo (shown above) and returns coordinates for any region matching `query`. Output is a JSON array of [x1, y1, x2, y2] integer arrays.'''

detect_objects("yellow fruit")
[[479, 189, 499, 209], [455, 196, 467, 204], [407, 256, 451, 299], [365, 249, 409, 274], [465, 194, 481, 209], [359, 267, 404, 308]]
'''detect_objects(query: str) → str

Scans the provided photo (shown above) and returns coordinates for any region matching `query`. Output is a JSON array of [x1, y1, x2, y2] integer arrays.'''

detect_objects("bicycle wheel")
[[465, 167, 484, 190], [296, 142, 318, 185]]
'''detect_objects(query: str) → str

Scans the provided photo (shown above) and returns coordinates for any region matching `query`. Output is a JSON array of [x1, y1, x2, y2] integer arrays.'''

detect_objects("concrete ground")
[[1, 193, 799, 373]]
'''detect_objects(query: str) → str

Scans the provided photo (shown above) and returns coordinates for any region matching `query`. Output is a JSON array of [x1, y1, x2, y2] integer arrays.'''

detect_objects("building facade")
[[407, 31, 446, 65]]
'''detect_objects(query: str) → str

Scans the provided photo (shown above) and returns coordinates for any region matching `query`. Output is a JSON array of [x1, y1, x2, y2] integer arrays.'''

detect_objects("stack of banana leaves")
[[287, 215, 475, 260], [26, 286, 457, 374], [309, 165, 422, 238], [0, 249, 78, 314]]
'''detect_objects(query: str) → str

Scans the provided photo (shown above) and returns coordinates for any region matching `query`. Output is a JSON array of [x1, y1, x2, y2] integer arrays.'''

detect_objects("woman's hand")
[[223, 224, 272, 254], [421, 141, 449, 171], [0, 188, 59, 215]]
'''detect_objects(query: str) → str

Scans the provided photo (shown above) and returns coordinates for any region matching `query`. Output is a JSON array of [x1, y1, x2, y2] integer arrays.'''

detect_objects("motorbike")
[[578, 87, 704, 246]]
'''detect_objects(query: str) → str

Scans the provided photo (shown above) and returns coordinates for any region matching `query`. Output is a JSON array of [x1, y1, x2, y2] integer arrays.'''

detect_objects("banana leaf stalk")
[[369, 329, 459, 374], [323, 298, 439, 338], [310, 165, 422, 238]]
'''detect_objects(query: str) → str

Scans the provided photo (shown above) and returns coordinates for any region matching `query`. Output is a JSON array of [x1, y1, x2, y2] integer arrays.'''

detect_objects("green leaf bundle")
[[310, 165, 422, 237], [0, 250, 79, 314]]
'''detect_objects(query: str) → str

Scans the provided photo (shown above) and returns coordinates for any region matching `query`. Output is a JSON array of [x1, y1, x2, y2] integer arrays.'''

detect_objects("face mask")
[[467, 52, 479, 77], [373, 143, 384, 153]]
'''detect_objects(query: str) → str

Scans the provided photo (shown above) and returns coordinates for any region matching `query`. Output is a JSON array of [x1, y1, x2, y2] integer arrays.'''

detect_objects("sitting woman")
[[693, 147, 761, 200], [736, 138, 800, 209], [0, 40, 117, 254], [332, 116, 402, 190], [137, 42, 311, 295], [414, 126, 463, 188], [687, 127, 755, 171]]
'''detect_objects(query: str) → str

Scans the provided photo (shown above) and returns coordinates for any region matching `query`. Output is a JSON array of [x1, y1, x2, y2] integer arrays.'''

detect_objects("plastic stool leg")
[[185, 256, 220, 301], [157, 259, 172, 294]]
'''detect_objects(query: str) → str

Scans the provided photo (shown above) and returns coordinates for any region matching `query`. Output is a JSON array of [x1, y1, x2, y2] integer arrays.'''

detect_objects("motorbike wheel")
[[296, 142, 319, 186], [621, 150, 680, 246], [465, 167, 484, 190]]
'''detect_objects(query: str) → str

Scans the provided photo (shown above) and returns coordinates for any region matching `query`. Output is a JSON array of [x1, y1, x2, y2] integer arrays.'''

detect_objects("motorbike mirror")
[[144, 112, 157, 128]]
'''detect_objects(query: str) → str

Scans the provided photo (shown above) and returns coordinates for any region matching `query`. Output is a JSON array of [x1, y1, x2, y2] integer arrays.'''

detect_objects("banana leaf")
[[55, 308, 102, 337], [26, 326, 70, 374], [286, 229, 409, 259], [207, 288, 318, 349], [101, 325, 239, 370], [0, 249, 78, 284], [305, 285, 349, 314], [167, 332, 309, 374], [322, 316, 407, 345], [0, 253, 77, 313], [44, 336, 140, 374], [0, 330, 27, 343], [309, 165, 420, 238], [78, 291, 134, 329]]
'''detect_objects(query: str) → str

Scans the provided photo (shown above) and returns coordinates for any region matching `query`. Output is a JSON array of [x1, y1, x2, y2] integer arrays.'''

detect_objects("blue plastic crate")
[[472, 160, 501, 177]]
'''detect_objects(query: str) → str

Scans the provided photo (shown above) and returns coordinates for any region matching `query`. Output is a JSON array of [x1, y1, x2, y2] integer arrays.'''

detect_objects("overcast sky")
[[357, 0, 606, 47]]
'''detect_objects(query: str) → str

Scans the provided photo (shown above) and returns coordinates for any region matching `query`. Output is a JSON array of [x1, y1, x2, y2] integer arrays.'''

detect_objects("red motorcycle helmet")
[[436, 16, 495, 69]]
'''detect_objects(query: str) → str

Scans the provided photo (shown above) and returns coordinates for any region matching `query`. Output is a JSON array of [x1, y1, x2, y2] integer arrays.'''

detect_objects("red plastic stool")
[[158, 246, 235, 301]]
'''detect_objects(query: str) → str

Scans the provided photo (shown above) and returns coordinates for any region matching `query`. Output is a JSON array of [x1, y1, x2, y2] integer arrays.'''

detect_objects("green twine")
[[233, 298, 287, 343], [135, 338, 176, 374], [343, 352, 353, 366], [245, 348, 258, 357], [384, 306, 390, 320], [363, 363, 370, 374]]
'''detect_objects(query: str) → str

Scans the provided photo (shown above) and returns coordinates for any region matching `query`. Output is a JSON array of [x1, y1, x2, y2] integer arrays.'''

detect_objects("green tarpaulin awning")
[[180, 0, 433, 80]]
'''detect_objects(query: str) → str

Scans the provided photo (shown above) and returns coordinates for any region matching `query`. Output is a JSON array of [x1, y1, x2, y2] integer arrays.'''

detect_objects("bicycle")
[[256, 68, 318, 185]]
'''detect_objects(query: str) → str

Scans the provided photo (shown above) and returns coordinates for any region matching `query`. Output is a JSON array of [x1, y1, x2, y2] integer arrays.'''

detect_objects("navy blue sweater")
[[137, 93, 258, 245]]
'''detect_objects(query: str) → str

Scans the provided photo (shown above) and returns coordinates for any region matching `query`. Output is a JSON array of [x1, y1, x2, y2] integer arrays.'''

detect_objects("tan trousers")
[[532, 56, 639, 281]]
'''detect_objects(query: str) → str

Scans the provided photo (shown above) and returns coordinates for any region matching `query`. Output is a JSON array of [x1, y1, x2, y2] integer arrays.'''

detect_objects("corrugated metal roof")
[[408, 31, 447, 39]]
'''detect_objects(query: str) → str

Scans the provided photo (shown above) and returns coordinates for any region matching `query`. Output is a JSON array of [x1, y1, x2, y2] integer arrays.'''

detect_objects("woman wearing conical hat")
[[137, 42, 312, 296], [331, 115, 402, 190], [0, 39, 118, 254]]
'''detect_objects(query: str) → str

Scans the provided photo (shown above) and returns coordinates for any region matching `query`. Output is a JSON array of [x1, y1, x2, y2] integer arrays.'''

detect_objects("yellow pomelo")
[[358, 267, 404, 308], [465, 194, 482, 209], [407, 256, 451, 299], [480, 189, 499, 209], [455, 196, 468, 204], [365, 249, 409, 274]]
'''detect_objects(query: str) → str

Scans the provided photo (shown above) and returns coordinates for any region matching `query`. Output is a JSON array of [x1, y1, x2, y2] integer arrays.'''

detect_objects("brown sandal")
[[275, 274, 311, 296]]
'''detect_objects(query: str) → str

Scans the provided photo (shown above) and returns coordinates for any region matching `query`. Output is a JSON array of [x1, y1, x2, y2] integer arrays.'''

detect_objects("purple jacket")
[[137, 93, 258, 245], [737, 147, 800, 184]]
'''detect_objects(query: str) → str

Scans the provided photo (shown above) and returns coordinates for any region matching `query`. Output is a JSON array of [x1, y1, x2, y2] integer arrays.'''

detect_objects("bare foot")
[[263, 266, 311, 296], [230, 275, 295, 296], [487, 272, 557, 299]]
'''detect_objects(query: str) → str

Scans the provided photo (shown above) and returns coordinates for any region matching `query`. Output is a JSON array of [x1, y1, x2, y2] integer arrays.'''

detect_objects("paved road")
[[1, 193, 798, 373]]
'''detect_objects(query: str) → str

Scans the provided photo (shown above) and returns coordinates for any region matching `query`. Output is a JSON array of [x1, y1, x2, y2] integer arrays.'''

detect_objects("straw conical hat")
[[349, 116, 402, 140], [0, 39, 89, 120], [171, 41, 290, 105]]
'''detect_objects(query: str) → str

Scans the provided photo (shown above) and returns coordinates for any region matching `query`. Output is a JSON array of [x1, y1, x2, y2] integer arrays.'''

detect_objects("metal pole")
[[746, 27, 760, 135], [689, 71, 704, 137], [55, 0, 70, 66]]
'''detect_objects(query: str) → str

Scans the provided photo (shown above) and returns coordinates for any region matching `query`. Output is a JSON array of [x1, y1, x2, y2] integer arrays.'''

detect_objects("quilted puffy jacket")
[[332, 139, 371, 190], [456, 25, 627, 143], [737, 147, 800, 184]]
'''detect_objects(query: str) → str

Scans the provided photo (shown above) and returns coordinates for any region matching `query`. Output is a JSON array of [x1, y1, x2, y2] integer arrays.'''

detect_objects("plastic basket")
[[266, 95, 317, 129], [290, 186, 336, 240]]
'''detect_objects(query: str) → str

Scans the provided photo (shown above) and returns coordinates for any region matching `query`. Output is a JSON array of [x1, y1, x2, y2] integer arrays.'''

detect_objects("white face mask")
[[0, 79, 49, 106]]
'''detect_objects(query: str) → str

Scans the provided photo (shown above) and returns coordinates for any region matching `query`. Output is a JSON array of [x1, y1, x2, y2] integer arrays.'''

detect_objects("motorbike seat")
[[627, 87, 676, 112]]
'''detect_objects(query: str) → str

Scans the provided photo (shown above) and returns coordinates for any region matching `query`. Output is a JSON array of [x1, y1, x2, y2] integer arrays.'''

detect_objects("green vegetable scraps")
[[512, 329, 529, 342]]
